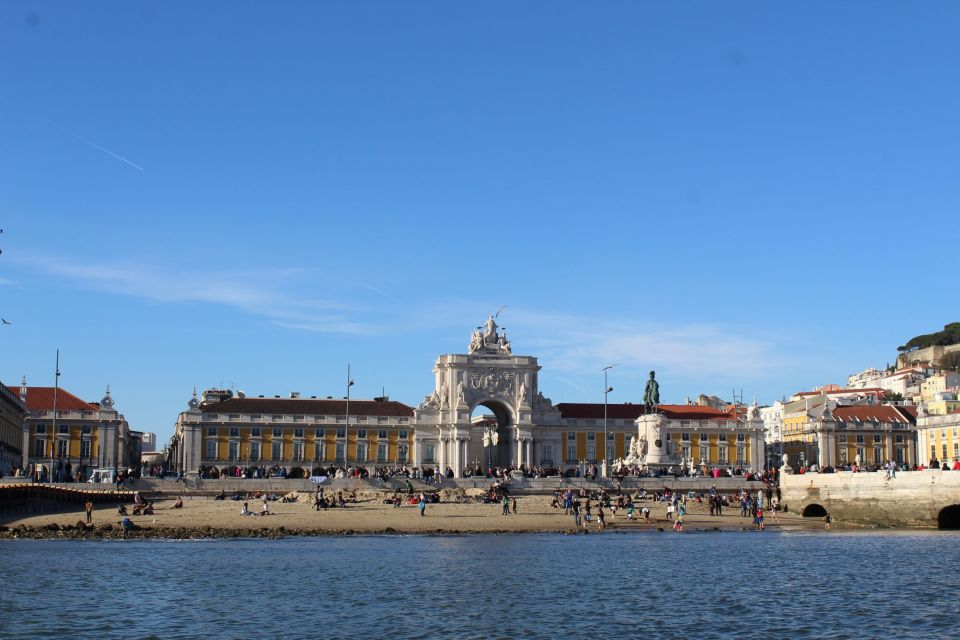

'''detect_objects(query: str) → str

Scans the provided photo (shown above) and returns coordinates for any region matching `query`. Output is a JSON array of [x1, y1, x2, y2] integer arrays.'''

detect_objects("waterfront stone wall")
[[780, 470, 960, 528]]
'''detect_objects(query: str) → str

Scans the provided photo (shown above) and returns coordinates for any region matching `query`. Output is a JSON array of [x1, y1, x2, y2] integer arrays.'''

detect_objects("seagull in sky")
[[1, 319, 11, 325]]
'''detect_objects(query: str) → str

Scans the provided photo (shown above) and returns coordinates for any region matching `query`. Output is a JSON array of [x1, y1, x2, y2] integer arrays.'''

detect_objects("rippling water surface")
[[2, 531, 958, 639]]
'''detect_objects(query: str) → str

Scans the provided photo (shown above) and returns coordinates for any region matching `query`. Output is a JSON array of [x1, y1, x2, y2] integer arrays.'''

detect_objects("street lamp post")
[[344, 365, 354, 469], [602, 364, 618, 480]]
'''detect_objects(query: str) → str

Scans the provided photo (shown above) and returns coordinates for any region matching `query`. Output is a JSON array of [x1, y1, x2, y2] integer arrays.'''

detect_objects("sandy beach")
[[0, 489, 833, 538]]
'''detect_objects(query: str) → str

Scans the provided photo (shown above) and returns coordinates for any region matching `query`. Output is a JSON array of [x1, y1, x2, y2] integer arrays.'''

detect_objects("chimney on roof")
[[374, 395, 389, 402], [290, 392, 300, 399]]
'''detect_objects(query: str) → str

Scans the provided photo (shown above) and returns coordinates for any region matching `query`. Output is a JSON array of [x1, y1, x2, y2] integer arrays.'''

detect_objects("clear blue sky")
[[2, 2, 958, 444]]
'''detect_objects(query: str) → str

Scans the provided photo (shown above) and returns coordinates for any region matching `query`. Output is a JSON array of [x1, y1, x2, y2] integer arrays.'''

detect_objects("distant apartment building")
[[0, 383, 27, 474], [760, 401, 784, 466], [781, 395, 917, 469], [847, 368, 884, 389], [916, 409, 960, 467], [15, 379, 134, 481], [140, 431, 157, 452]]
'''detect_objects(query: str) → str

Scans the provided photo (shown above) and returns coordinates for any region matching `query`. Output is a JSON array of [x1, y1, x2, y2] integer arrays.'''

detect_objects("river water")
[[1, 531, 956, 639]]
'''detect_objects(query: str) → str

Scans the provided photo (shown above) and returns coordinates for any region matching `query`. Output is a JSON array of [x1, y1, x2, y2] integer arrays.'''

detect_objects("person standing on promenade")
[[418, 493, 426, 517], [572, 499, 581, 528], [824, 512, 832, 530], [512, 497, 517, 514], [756, 507, 764, 530], [501, 494, 510, 515], [666, 501, 675, 522], [84, 499, 94, 524], [596, 504, 605, 531]]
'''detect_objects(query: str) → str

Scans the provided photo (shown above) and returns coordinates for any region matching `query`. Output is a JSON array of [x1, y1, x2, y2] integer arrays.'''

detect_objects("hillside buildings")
[[0, 383, 27, 475]]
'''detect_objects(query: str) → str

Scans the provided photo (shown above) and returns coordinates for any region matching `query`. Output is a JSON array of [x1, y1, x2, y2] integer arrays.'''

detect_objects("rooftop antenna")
[[732, 388, 743, 407]]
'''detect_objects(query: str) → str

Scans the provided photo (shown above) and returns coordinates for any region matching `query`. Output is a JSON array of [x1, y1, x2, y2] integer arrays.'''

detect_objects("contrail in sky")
[[364, 283, 401, 304], [59, 126, 144, 171]]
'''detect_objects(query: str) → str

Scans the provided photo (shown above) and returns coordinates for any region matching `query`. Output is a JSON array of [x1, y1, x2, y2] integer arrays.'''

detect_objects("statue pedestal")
[[636, 413, 678, 466]]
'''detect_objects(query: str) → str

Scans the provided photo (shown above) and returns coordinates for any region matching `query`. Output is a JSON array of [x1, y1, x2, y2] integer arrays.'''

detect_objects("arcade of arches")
[[173, 316, 765, 477]]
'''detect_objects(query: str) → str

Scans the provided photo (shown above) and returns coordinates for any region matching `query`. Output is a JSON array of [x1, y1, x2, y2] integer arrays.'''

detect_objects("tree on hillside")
[[884, 391, 904, 403], [940, 350, 960, 373]]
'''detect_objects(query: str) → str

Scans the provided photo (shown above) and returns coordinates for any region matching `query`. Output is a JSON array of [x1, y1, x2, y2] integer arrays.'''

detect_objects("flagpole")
[[50, 350, 60, 483]]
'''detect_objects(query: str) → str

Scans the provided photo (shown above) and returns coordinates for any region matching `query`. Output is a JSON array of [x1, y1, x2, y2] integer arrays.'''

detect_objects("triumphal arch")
[[411, 314, 562, 477]]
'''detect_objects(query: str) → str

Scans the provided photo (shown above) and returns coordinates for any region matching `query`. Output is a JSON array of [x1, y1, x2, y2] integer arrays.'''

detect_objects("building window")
[[205, 440, 218, 459], [229, 427, 239, 437], [607, 432, 615, 441], [293, 442, 304, 461], [839, 434, 847, 443], [839, 449, 848, 464], [856, 434, 865, 443], [873, 448, 882, 465], [81, 424, 91, 434], [80, 439, 91, 459], [272, 442, 282, 460], [699, 445, 709, 461], [568, 432, 577, 441], [567, 444, 577, 464], [895, 434, 903, 444], [377, 443, 387, 462], [681, 445, 690, 461], [251, 427, 261, 437], [943, 445, 949, 461], [315, 429, 324, 438], [587, 432, 595, 441], [895, 448, 904, 464], [228, 442, 239, 461], [681, 433, 690, 442], [954, 443, 959, 461], [399, 430, 408, 440], [856, 448, 865, 463], [357, 430, 368, 439], [357, 443, 368, 461], [294, 428, 304, 438], [873, 434, 881, 443], [586, 444, 595, 462], [207, 427, 217, 437], [336, 428, 346, 438], [58, 424, 68, 435], [737, 433, 745, 442], [415, 444, 424, 464], [378, 430, 388, 439], [542, 445, 553, 464], [35, 424, 46, 434], [606, 443, 615, 462], [251, 442, 261, 460], [931, 445, 937, 460], [34, 439, 45, 457], [335, 443, 345, 462], [314, 442, 324, 460], [718, 446, 728, 464], [272, 428, 282, 437]]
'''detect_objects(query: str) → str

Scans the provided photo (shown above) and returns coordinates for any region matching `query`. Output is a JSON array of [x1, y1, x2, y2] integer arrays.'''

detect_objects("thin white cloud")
[[13, 254, 383, 334], [493, 309, 778, 379], [0, 276, 18, 287]]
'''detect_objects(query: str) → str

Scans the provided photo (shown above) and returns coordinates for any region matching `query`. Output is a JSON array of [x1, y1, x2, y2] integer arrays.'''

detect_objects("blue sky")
[[2, 2, 958, 444]]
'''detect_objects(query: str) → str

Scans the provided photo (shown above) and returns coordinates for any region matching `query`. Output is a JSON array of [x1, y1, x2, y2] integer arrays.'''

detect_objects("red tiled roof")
[[833, 405, 916, 424], [201, 397, 414, 417], [19, 386, 99, 412], [557, 403, 736, 421]]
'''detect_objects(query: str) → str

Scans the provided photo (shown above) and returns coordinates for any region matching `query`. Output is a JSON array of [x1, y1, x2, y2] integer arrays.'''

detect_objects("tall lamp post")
[[602, 364, 618, 480], [344, 365, 354, 469], [50, 350, 61, 483]]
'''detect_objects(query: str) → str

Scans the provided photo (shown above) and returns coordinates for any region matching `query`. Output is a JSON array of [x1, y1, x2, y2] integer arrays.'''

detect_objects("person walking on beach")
[[596, 504, 605, 531], [502, 494, 510, 515], [418, 493, 426, 517], [572, 499, 581, 528], [756, 507, 764, 530], [824, 512, 832, 531], [512, 497, 517, 514], [666, 501, 675, 522], [84, 499, 94, 524]]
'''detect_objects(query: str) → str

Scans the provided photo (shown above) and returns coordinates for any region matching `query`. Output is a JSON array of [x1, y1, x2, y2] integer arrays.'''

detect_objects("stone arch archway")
[[802, 503, 828, 518], [937, 505, 960, 529], [471, 398, 516, 469]]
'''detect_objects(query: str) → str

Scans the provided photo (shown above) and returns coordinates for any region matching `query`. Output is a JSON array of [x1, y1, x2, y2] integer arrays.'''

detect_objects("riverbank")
[[0, 490, 846, 539]]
